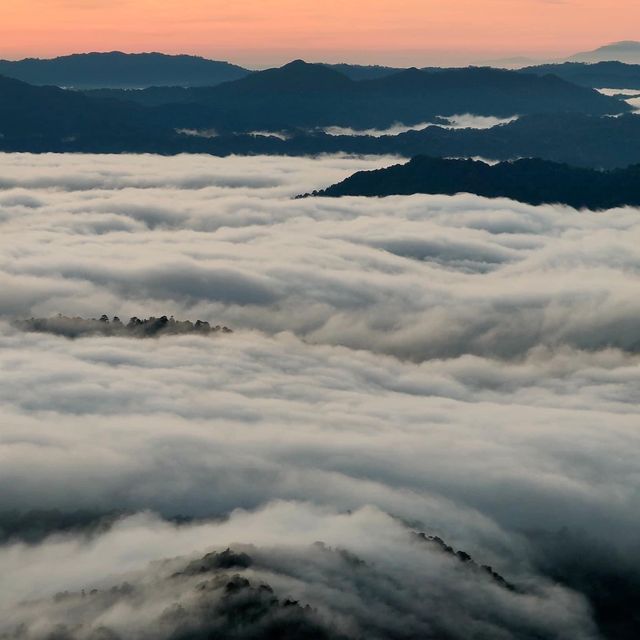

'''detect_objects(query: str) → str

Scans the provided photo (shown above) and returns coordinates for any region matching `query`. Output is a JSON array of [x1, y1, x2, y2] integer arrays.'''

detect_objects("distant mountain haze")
[[480, 42, 640, 69], [569, 41, 640, 64]]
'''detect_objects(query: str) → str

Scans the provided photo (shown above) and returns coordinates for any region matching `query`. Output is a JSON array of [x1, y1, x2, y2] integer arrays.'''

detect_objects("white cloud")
[[0, 152, 639, 638]]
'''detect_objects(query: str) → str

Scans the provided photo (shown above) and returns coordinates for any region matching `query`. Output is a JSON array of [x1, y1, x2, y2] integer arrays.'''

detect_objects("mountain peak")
[[223, 60, 353, 92], [282, 59, 310, 68]]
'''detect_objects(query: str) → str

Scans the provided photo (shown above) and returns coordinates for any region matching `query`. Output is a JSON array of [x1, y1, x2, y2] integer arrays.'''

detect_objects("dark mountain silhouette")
[[0, 52, 250, 89], [309, 156, 640, 210], [78, 60, 627, 133], [218, 59, 354, 92], [569, 41, 640, 64], [0, 75, 168, 150], [0, 70, 637, 167], [88, 60, 356, 106], [522, 61, 640, 90]]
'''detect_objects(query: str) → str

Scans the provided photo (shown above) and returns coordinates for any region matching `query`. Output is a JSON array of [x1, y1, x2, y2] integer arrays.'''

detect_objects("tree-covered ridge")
[[16, 315, 232, 338], [309, 156, 640, 210]]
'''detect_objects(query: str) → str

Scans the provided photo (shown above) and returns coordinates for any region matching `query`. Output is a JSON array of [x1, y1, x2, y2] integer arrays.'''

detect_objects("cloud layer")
[[1, 152, 640, 638]]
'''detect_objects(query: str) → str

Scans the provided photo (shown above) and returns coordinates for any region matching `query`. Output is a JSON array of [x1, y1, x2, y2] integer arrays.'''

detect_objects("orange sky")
[[2, 0, 639, 66]]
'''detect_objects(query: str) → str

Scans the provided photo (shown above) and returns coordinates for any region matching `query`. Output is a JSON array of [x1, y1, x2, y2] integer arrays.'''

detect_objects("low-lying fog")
[[596, 88, 640, 96], [1, 153, 639, 639], [175, 114, 520, 141], [596, 87, 640, 112], [323, 114, 519, 137]]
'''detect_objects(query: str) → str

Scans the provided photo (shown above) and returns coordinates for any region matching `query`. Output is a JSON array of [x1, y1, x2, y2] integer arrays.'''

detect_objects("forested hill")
[[310, 156, 640, 210]]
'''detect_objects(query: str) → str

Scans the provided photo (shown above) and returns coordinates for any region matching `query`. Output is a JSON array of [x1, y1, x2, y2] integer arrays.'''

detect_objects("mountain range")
[[1, 42, 640, 90], [0, 52, 250, 88], [0, 66, 636, 168], [80, 60, 625, 134], [309, 156, 640, 209], [0, 59, 637, 166]]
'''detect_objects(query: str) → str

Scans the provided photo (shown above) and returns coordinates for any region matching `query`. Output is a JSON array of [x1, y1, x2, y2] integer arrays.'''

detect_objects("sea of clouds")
[[1, 153, 639, 639]]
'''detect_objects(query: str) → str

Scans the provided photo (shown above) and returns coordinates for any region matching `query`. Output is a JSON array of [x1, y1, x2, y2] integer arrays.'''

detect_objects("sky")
[[1, 0, 640, 66]]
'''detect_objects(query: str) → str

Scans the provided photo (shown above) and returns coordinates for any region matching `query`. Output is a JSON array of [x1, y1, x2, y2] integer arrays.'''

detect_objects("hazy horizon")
[[2, 0, 640, 67], [0, 47, 564, 69], [0, 41, 637, 70]]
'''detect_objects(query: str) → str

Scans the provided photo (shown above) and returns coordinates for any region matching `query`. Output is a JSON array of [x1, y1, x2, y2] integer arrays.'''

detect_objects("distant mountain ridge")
[[0, 52, 251, 88], [309, 156, 640, 209], [82, 60, 627, 134], [569, 41, 640, 65], [521, 61, 640, 90], [3, 43, 640, 92], [0, 64, 635, 167]]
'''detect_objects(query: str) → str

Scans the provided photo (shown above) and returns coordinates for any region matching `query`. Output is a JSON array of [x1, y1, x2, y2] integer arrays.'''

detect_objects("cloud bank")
[[1, 153, 639, 639]]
